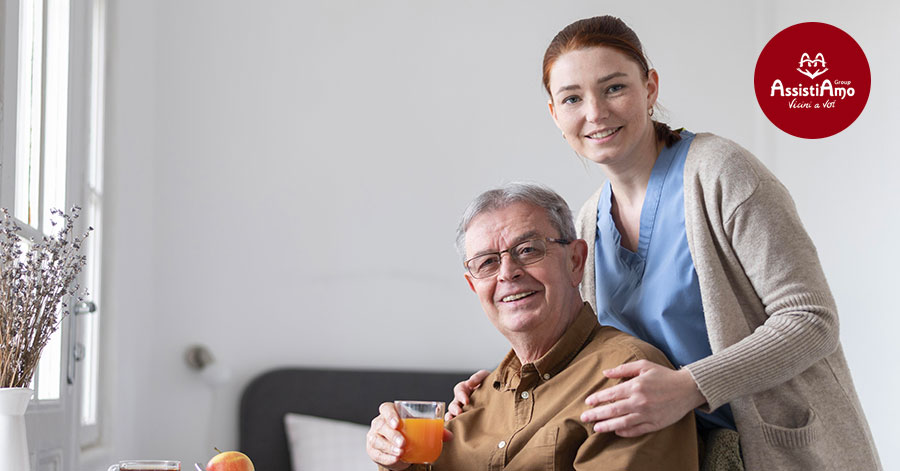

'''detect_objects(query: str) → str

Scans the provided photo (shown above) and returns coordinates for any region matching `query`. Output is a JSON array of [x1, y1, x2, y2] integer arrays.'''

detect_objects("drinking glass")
[[394, 401, 445, 465], [108, 460, 181, 471]]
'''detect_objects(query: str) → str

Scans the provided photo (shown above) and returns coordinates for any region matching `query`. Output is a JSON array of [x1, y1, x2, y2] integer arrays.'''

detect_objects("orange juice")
[[399, 418, 444, 464]]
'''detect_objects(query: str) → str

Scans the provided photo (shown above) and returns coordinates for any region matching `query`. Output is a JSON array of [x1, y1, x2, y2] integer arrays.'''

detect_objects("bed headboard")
[[239, 367, 472, 471]]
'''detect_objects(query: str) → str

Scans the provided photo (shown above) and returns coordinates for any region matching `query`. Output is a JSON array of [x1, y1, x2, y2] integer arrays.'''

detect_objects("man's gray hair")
[[455, 182, 577, 259]]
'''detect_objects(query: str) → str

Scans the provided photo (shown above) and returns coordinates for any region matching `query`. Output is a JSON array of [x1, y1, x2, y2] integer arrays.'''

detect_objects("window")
[[78, 0, 106, 443], [1, 0, 105, 467], [16, 0, 71, 403]]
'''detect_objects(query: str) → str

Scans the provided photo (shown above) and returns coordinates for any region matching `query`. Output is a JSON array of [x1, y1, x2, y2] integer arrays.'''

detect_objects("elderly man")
[[367, 183, 698, 470]]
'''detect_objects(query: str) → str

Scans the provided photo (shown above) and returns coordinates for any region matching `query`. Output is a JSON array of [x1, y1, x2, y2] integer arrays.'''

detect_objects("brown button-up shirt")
[[405, 303, 698, 470]]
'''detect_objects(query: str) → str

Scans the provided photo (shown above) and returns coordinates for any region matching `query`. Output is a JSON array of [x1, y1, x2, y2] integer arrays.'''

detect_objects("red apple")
[[206, 450, 254, 471]]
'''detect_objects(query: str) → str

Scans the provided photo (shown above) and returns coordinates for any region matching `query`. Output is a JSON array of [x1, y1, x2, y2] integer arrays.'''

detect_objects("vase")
[[0, 387, 33, 471]]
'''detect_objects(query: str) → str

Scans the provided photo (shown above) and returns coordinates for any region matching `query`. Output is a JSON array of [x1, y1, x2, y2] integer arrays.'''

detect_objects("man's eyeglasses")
[[464, 237, 571, 279]]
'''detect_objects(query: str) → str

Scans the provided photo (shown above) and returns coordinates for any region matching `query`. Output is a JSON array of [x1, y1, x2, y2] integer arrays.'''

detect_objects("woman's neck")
[[603, 128, 662, 207]]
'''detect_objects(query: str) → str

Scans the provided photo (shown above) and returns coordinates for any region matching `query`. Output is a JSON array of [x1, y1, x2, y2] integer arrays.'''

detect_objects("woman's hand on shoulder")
[[580, 360, 706, 437], [445, 369, 490, 421]]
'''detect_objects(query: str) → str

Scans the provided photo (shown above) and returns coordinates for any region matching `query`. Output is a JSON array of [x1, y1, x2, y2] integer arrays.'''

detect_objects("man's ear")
[[569, 239, 588, 286], [464, 273, 477, 293]]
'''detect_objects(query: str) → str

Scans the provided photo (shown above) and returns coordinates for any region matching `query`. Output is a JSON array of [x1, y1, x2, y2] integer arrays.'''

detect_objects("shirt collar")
[[493, 302, 599, 390]]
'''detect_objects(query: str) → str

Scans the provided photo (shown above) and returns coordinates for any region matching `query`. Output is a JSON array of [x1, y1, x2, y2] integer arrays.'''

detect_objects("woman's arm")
[[684, 170, 839, 412], [581, 137, 839, 432]]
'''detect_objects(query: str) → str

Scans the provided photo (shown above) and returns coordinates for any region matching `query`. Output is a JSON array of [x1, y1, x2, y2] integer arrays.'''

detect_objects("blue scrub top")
[[593, 130, 735, 431]]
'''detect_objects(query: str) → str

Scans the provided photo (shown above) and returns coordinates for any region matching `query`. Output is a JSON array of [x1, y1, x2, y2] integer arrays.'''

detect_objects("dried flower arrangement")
[[0, 207, 91, 388]]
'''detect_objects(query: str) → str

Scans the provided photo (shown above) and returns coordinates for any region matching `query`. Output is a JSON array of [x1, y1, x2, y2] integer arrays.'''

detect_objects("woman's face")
[[547, 46, 659, 166]]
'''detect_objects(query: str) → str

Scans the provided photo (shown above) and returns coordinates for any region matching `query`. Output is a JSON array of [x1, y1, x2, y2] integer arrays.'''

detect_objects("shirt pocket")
[[508, 425, 559, 471]]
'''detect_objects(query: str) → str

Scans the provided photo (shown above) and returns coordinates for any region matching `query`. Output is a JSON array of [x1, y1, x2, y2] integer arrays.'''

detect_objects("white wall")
[[765, 5, 900, 471], [98, 1, 900, 469]]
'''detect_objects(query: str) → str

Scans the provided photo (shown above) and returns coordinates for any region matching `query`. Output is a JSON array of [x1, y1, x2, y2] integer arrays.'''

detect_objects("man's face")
[[463, 202, 584, 339]]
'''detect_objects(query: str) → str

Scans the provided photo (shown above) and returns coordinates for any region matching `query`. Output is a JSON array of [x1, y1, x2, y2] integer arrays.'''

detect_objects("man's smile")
[[500, 291, 538, 303]]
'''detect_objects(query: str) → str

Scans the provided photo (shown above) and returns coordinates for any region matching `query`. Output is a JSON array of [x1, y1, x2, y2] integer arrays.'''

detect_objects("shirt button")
[[498, 440, 506, 449], [520, 391, 530, 399], [542, 373, 551, 380]]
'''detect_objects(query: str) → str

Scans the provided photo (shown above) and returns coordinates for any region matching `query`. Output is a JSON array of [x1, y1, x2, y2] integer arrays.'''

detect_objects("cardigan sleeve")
[[576, 187, 604, 314], [683, 144, 840, 412]]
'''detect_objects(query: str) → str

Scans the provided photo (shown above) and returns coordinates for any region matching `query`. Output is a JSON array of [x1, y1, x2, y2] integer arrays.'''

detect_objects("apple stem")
[[214, 447, 222, 454]]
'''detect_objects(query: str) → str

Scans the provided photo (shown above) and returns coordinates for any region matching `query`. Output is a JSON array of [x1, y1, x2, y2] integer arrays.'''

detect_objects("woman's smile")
[[585, 126, 623, 143]]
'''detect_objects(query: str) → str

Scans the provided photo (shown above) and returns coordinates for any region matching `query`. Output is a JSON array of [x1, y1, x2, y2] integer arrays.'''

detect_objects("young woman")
[[448, 16, 881, 470]]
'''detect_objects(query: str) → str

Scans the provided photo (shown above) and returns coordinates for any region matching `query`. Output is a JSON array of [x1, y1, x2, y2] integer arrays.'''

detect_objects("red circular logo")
[[754, 22, 870, 139]]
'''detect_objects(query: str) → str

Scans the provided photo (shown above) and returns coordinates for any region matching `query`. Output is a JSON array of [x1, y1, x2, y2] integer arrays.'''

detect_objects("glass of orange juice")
[[394, 400, 445, 465]]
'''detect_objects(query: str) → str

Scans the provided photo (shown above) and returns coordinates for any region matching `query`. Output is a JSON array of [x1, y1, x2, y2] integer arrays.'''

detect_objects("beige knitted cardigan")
[[576, 133, 881, 470]]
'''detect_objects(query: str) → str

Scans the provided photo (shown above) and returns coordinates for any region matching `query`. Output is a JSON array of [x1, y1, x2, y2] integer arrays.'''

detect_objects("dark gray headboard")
[[239, 367, 471, 471]]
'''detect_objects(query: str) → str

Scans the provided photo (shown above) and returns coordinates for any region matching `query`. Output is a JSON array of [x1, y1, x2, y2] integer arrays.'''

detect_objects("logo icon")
[[797, 53, 827, 79], [754, 23, 870, 139]]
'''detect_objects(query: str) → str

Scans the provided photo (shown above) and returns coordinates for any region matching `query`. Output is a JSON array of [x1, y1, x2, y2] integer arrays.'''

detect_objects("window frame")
[[0, 0, 107, 464]]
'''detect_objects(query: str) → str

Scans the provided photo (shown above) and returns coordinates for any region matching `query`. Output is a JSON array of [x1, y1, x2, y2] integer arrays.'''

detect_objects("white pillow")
[[284, 413, 374, 471]]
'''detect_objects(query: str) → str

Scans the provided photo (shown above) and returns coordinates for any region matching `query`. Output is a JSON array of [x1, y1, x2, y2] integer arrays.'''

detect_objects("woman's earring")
[[562, 132, 567, 140], [648, 108, 654, 117]]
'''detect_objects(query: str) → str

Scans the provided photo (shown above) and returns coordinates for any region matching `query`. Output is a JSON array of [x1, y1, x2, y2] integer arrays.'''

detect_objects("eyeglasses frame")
[[463, 237, 572, 279]]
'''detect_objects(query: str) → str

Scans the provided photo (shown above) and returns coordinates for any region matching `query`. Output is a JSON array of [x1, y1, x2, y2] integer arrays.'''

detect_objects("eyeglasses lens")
[[466, 239, 548, 278]]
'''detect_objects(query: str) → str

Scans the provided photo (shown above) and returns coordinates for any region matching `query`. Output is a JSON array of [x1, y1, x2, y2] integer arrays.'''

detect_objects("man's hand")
[[367, 402, 411, 470], [580, 361, 706, 437], [444, 370, 490, 421], [367, 402, 454, 470]]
